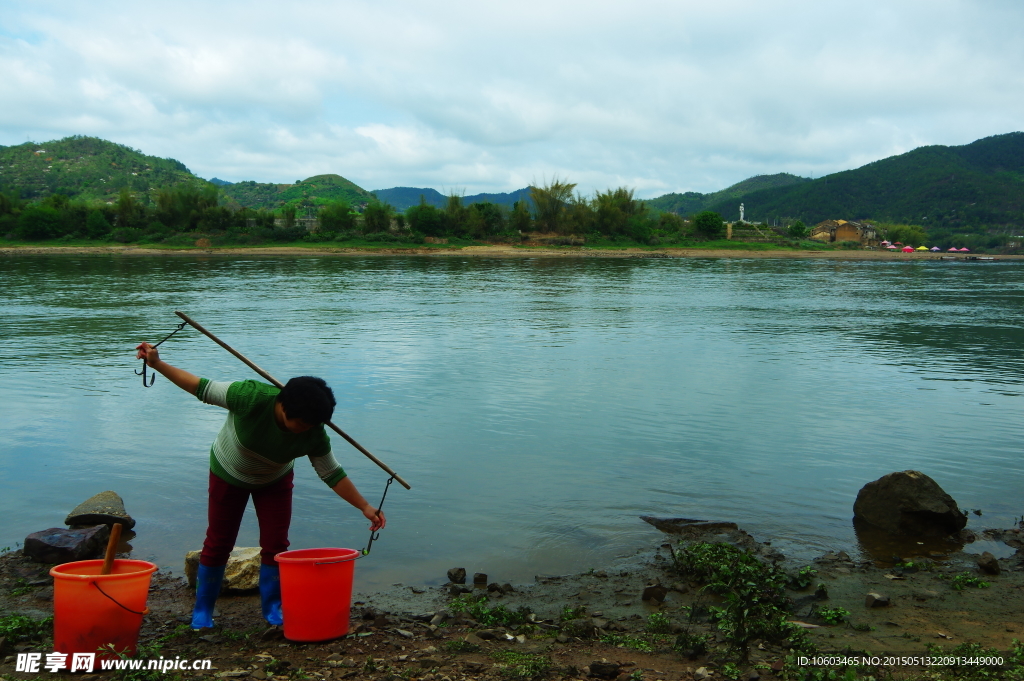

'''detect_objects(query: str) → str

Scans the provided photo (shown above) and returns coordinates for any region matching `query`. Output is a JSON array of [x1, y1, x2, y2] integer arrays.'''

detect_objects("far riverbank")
[[2, 244, 1022, 260]]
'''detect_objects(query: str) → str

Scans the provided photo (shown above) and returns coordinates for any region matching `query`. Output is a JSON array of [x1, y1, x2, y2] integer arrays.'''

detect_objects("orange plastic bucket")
[[49, 559, 157, 658], [276, 548, 360, 641]]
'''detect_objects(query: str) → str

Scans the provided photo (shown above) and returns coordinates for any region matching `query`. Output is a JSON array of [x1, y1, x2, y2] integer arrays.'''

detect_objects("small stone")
[[487, 582, 503, 593], [590, 661, 620, 679], [65, 490, 136, 530], [326, 654, 344, 661], [447, 568, 466, 584], [476, 629, 500, 640], [214, 670, 250, 678], [694, 667, 710, 680], [24, 525, 110, 563], [977, 552, 1001, 575], [556, 633, 570, 643], [417, 657, 441, 669], [250, 672, 268, 680], [395, 629, 414, 639], [771, 660, 785, 671], [748, 671, 761, 681], [473, 572, 488, 586], [641, 584, 668, 603], [429, 612, 446, 626], [591, 617, 609, 630], [500, 583, 515, 593], [865, 592, 890, 608], [260, 626, 284, 641]]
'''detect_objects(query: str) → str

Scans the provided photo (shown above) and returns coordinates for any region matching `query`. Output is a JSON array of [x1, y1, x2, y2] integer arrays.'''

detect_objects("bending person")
[[135, 342, 386, 630]]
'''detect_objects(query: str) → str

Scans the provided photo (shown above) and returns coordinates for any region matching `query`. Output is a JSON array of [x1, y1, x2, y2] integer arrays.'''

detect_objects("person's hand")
[[135, 342, 161, 367], [363, 506, 386, 531]]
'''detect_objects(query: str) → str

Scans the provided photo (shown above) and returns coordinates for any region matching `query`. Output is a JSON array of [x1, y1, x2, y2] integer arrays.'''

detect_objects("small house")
[[809, 219, 879, 246]]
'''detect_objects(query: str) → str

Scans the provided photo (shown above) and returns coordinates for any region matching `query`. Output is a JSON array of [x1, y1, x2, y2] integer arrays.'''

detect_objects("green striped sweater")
[[196, 378, 346, 490]]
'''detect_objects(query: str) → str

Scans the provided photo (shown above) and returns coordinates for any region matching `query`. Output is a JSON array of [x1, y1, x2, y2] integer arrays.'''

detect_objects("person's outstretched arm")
[[331, 476, 387, 531], [135, 343, 200, 395]]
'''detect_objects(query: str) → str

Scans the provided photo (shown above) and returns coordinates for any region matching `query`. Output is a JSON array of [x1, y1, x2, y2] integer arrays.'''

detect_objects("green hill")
[[0, 136, 206, 202], [648, 173, 810, 216], [371, 186, 534, 211], [704, 133, 1024, 227], [220, 174, 372, 210]]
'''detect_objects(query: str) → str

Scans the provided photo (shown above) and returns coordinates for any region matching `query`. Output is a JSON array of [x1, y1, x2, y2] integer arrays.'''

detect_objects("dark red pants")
[[199, 470, 293, 567]]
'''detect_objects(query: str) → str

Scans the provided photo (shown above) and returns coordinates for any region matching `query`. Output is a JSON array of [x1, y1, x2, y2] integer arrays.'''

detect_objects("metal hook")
[[361, 475, 395, 556], [136, 360, 156, 387]]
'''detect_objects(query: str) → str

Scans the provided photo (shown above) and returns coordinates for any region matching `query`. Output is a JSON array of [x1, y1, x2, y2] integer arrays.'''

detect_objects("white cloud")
[[1, 0, 1022, 196]]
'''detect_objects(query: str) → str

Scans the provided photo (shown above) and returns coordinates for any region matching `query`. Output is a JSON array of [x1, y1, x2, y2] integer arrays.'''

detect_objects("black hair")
[[277, 376, 336, 425]]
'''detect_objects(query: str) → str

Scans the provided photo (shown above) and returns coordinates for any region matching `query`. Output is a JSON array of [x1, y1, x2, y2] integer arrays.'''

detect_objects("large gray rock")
[[24, 526, 110, 564], [184, 547, 261, 591], [853, 470, 967, 537], [65, 491, 135, 530]]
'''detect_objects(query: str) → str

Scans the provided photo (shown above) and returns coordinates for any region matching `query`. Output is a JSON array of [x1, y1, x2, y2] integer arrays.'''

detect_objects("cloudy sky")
[[2, 0, 1022, 197]]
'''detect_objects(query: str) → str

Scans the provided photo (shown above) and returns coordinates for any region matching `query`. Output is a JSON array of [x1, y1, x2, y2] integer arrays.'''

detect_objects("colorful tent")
[[886, 245, 898, 250], [959, 247, 970, 252], [902, 246, 915, 252], [948, 247, 959, 251], [930, 247, 941, 251], [880, 240, 891, 246], [916, 246, 929, 251]]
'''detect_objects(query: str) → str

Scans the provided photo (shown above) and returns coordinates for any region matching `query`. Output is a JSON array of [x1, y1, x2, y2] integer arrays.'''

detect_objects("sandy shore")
[[2, 244, 1020, 260]]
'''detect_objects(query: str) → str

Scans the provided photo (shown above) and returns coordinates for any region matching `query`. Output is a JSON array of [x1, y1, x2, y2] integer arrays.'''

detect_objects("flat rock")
[[184, 547, 261, 590], [24, 525, 110, 564], [853, 470, 967, 537], [65, 491, 135, 530]]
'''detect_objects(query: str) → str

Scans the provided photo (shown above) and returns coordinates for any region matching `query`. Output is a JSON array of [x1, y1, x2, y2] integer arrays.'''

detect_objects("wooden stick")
[[101, 523, 123, 575], [174, 310, 411, 490]]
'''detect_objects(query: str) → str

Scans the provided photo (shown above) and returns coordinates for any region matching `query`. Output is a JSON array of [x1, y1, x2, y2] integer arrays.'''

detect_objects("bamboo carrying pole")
[[174, 310, 411, 490], [101, 523, 123, 575]]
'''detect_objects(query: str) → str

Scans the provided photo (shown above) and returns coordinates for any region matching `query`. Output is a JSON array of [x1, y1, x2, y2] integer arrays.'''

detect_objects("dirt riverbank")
[[3, 522, 1024, 681], [1, 244, 1021, 261]]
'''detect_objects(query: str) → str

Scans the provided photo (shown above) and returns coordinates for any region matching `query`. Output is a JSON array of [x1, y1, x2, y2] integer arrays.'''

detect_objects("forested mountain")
[[648, 173, 810, 217], [372, 186, 533, 211], [0, 136, 205, 202], [219, 174, 372, 210], [702, 133, 1024, 227]]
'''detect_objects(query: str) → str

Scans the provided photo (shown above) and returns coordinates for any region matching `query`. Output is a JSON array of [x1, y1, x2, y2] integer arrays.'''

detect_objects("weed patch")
[[0, 614, 53, 642], [599, 633, 655, 652], [450, 594, 533, 627], [672, 542, 806, 656], [950, 572, 991, 591], [490, 650, 550, 679]]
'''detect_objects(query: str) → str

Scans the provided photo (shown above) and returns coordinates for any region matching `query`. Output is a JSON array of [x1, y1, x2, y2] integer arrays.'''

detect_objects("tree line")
[[0, 179, 736, 246]]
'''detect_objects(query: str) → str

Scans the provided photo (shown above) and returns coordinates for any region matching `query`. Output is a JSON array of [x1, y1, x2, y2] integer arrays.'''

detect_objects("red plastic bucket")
[[49, 559, 157, 658], [276, 548, 360, 642]]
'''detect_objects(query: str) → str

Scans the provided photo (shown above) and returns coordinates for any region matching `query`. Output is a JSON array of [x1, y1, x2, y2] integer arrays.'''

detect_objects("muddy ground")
[[2, 523, 1024, 681]]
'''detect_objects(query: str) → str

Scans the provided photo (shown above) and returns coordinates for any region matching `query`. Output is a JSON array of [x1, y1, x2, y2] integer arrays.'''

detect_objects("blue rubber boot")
[[259, 564, 283, 626], [191, 564, 225, 630]]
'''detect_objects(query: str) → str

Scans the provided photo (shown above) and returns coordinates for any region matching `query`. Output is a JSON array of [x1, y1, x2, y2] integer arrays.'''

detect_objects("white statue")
[[739, 203, 745, 223]]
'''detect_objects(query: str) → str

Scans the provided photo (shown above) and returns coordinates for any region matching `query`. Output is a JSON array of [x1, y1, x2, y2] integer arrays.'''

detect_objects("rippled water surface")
[[2, 255, 1023, 589]]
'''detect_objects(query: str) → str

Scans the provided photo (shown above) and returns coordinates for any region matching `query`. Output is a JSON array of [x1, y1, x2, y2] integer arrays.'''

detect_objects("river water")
[[2, 254, 1023, 590]]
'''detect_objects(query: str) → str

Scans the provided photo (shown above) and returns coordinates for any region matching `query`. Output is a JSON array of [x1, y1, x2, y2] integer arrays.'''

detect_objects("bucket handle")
[[313, 554, 364, 566], [91, 581, 150, 616]]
